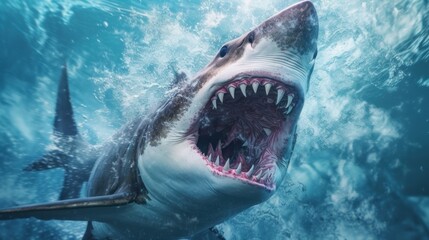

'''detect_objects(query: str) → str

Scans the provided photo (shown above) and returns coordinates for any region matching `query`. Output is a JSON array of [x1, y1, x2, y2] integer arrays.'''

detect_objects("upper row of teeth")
[[211, 80, 295, 114]]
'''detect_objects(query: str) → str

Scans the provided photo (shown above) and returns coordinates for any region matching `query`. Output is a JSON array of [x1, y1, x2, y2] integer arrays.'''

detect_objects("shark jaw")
[[181, 0, 319, 194], [188, 73, 303, 191]]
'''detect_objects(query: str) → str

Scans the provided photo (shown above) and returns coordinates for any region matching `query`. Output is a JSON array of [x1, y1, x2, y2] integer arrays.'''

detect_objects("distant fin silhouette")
[[53, 64, 78, 137], [24, 65, 97, 200]]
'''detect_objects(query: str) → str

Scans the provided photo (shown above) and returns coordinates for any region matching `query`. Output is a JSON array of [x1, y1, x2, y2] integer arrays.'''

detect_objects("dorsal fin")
[[53, 64, 78, 137]]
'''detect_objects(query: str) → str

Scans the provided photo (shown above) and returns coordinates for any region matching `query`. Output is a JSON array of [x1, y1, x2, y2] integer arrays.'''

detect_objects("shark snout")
[[254, 0, 318, 55]]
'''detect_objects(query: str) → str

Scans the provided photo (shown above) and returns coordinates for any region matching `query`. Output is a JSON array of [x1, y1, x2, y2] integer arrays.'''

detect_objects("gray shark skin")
[[0, 1, 319, 239]]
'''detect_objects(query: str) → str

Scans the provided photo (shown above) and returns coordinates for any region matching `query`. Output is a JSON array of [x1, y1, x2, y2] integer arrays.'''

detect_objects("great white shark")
[[0, 1, 319, 239]]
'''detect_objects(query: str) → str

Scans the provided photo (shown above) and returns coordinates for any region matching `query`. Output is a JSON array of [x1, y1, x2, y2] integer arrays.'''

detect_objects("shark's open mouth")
[[193, 76, 301, 190]]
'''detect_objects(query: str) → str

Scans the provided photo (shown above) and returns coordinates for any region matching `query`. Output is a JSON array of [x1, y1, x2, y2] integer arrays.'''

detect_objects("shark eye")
[[248, 32, 255, 44], [219, 45, 228, 58]]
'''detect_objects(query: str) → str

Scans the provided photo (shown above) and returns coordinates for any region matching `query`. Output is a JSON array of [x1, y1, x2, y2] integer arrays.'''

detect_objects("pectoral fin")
[[0, 192, 136, 222]]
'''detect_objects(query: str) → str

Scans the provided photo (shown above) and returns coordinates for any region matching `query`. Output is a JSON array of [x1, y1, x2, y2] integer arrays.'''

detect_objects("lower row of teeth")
[[206, 154, 271, 182], [211, 80, 295, 115]]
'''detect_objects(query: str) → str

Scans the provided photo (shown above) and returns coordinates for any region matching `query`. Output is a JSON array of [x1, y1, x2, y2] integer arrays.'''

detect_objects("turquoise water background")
[[0, 0, 428, 239]]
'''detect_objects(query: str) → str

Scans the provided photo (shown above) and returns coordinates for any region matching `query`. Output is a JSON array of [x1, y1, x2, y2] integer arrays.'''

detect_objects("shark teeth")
[[223, 159, 230, 171], [228, 86, 235, 99], [235, 162, 242, 174], [212, 98, 217, 109], [203, 139, 275, 187], [265, 83, 272, 95], [239, 84, 247, 97], [246, 165, 255, 178], [263, 128, 272, 136], [286, 93, 294, 108], [201, 77, 297, 189], [215, 156, 220, 166], [204, 143, 258, 178], [254, 171, 262, 181], [218, 92, 224, 103], [276, 88, 285, 105], [286, 104, 294, 115], [252, 82, 259, 93], [210, 79, 296, 115]]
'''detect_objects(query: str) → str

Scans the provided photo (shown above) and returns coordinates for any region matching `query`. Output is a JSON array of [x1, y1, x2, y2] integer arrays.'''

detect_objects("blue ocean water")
[[0, 0, 428, 239]]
